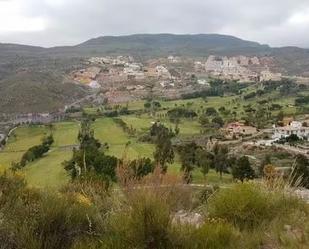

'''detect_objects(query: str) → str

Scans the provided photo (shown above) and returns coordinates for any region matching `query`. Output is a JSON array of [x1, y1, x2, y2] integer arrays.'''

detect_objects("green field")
[[121, 115, 202, 136], [0, 116, 232, 188], [83, 84, 309, 123], [0, 122, 80, 188]]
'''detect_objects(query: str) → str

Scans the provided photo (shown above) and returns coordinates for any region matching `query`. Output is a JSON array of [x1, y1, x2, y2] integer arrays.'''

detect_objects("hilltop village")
[[68, 54, 309, 104], [71, 55, 286, 98]]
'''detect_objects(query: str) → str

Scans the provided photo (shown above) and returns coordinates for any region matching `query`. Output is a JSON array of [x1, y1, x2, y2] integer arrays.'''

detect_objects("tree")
[[255, 106, 268, 129], [199, 114, 210, 127], [292, 154, 309, 188], [129, 158, 154, 179], [196, 148, 211, 179], [205, 107, 218, 116], [232, 156, 255, 182], [212, 144, 230, 179], [144, 100, 161, 116], [179, 143, 198, 183], [211, 116, 224, 128], [63, 118, 118, 188], [152, 123, 175, 173], [259, 154, 272, 176], [13, 134, 54, 169]]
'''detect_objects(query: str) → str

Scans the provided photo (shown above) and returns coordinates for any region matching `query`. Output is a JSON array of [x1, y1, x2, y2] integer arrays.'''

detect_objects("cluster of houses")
[[222, 122, 258, 139], [273, 121, 309, 141], [88, 56, 133, 66], [198, 55, 282, 82], [73, 55, 180, 90], [222, 119, 309, 143], [71, 66, 101, 88]]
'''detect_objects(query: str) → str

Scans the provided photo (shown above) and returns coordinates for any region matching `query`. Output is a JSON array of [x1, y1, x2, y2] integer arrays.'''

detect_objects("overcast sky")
[[0, 0, 309, 48]]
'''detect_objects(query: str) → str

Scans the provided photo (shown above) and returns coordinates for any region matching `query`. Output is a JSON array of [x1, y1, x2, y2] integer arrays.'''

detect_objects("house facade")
[[273, 121, 309, 141], [223, 122, 258, 139]]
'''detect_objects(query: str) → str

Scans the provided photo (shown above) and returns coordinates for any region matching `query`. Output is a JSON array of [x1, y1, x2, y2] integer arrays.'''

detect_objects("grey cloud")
[[1, 0, 309, 47]]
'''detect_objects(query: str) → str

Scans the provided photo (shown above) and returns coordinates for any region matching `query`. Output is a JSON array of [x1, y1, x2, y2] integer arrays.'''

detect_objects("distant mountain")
[[76, 34, 271, 57]]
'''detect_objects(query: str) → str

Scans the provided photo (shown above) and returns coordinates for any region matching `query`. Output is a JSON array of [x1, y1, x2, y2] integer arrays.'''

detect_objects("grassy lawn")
[[0, 125, 49, 170], [0, 122, 79, 188], [4, 125, 48, 152], [23, 149, 71, 189], [51, 121, 79, 147], [121, 115, 201, 136], [93, 117, 154, 159], [0, 117, 234, 187]]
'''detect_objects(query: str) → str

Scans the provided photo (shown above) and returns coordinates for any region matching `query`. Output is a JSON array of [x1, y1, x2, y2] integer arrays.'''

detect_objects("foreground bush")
[[0, 173, 96, 249], [1, 172, 309, 249], [207, 182, 306, 230]]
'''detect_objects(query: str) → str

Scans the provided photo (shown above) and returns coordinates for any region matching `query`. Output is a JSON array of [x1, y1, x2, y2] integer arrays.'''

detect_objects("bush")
[[169, 220, 239, 249], [104, 190, 172, 248], [207, 182, 302, 230], [191, 221, 239, 249], [0, 173, 96, 249]]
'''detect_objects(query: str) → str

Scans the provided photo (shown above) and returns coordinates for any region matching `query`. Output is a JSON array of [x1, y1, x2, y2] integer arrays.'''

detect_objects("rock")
[[172, 210, 204, 228]]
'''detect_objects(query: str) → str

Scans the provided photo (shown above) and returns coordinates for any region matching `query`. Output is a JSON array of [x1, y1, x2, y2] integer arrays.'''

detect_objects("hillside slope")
[[0, 71, 87, 113]]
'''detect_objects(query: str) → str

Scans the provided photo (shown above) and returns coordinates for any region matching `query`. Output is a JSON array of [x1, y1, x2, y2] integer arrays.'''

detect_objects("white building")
[[168, 56, 180, 63], [260, 70, 282, 82], [88, 57, 113, 65], [205, 55, 258, 82], [123, 63, 145, 80], [197, 79, 210, 86], [273, 121, 309, 141]]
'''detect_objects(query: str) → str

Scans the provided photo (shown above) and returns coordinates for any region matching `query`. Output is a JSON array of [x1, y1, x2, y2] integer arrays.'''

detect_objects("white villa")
[[273, 121, 309, 141]]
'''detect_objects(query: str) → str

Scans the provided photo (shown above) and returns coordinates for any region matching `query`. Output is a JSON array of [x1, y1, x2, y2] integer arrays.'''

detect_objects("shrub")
[[207, 182, 302, 230], [0, 173, 96, 249], [33, 195, 94, 249], [192, 221, 239, 249], [103, 190, 172, 248], [169, 220, 239, 249]]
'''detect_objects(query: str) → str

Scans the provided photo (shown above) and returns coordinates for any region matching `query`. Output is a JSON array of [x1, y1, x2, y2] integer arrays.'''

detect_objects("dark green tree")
[[212, 144, 230, 179], [211, 116, 224, 128], [129, 158, 154, 179], [152, 123, 175, 173], [232, 156, 255, 182], [179, 143, 198, 183]]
